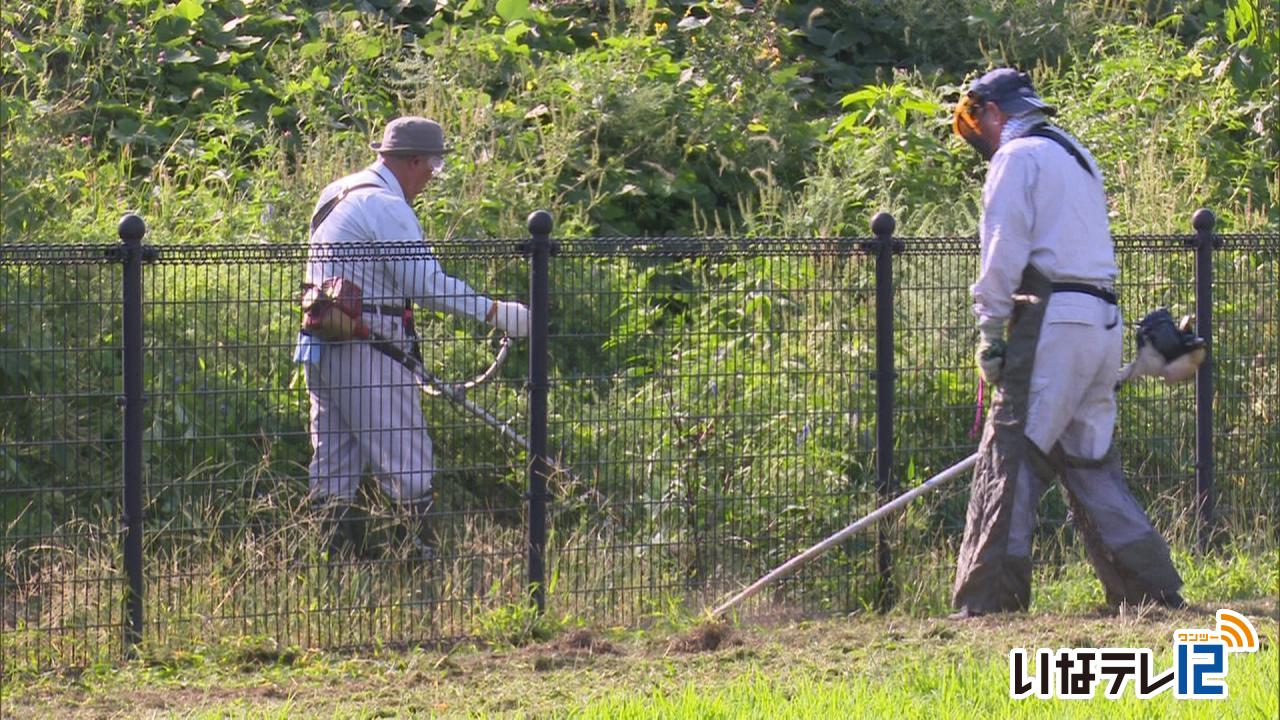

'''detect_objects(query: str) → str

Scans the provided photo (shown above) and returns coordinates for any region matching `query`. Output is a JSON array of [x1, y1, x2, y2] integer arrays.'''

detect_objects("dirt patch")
[[553, 628, 618, 655], [519, 628, 622, 673], [667, 622, 740, 654], [523, 628, 620, 660]]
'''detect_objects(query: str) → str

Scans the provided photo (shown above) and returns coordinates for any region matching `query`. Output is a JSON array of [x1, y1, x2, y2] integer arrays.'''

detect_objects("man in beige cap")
[[294, 116, 529, 559]]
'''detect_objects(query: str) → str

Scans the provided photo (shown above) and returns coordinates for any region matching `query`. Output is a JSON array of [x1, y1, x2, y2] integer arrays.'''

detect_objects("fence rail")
[[2, 211, 1276, 670]]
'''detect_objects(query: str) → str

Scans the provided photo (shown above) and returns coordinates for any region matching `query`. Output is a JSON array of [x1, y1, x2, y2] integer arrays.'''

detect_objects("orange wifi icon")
[[1217, 609, 1259, 652]]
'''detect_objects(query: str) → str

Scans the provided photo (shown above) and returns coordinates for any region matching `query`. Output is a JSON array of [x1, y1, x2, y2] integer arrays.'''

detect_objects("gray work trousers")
[[305, 313, 434, 504]]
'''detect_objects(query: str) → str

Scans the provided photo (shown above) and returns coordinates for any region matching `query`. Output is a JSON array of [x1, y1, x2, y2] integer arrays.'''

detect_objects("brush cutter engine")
[[1123, 308, 1207, 384]]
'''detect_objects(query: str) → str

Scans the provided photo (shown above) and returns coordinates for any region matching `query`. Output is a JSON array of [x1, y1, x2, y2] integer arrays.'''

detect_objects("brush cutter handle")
[[367, 330, 511, 398]]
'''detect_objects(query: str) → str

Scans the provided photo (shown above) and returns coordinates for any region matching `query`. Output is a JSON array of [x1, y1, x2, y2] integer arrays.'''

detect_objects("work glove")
[[975, 318, 1007, 385], [487, 300, 530, 338]]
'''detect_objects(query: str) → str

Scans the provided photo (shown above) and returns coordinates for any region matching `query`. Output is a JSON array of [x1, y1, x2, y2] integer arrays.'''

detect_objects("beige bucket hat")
[[369, 116, 453, 155]]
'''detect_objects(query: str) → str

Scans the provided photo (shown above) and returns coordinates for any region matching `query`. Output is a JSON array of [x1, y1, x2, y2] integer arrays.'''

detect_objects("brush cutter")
[[300, 276, 613, 516], [709, 307, 1206, 619]]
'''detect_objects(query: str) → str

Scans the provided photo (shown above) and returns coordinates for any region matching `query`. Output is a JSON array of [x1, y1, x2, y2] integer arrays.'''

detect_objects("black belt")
[[363, 304, 405, 317], [1051, 282, 1117, 305]]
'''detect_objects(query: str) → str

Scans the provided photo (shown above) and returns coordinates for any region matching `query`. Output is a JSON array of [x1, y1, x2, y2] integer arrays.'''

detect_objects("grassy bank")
[[3, 545, 1276, 717], [3, 595, 1275, 718], [3, 1, 1275, 242]]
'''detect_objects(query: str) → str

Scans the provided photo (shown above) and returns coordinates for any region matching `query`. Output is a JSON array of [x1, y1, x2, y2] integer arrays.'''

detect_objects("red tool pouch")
[[300, 277, 370, 341]]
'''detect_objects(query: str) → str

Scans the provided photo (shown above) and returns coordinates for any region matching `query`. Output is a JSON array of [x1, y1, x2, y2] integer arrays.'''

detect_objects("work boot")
[[318, 502, 368, 562], [947, 606, 988, 621]]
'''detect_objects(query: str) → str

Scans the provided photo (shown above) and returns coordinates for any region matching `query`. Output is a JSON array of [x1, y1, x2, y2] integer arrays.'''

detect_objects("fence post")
[[865, 212, 900, 610], [524, 210, 555, 611], [1189, 208, 1219, 552], [118, 213, 149, 652]]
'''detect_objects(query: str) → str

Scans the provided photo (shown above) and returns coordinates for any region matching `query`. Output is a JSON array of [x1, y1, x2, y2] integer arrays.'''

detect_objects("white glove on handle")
[[975, 318, 1007, 385], [487, 300, 530, 338]]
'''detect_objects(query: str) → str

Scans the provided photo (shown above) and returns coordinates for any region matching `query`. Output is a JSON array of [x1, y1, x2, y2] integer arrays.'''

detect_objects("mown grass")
[[572, 649, 1279, 720], [3, 546, 1276, 719], [3, 599, 1275, 719]]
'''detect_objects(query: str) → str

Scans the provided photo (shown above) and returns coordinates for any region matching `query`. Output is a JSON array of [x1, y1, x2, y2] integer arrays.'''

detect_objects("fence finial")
[[1191, 208, 1215, 233], [528, 210, 554, 236], [118, 213, 146, 243], [871, 212, 896, 238]]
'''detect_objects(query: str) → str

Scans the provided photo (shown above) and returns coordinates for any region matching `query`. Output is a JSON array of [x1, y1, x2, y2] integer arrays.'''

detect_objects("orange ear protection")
[[953, 93, 995, 160]]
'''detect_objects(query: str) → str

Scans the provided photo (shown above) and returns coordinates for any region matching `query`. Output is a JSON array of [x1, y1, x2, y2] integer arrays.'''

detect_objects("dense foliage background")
[[3, 0, 1276, 241]]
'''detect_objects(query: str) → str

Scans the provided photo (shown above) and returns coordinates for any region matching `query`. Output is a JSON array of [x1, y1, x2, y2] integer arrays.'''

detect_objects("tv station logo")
[[1009, 609, 1260, 700]]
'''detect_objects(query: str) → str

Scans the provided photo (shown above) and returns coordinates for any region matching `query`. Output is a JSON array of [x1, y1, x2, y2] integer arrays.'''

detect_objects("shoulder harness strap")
[[1025, 124, 1095, 178], [309, 182, 384, 235]]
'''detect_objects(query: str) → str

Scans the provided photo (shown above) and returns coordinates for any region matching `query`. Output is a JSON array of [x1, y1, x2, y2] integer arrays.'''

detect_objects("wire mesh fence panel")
[[1211, 235, 1279, 542], [1, 246, 128, 671], [141, 245, 315, 655], [2, 227, 1276, 668], [114, 240, 529, 659], [887, 237, 985, 612], [545, 239, 882, 623]]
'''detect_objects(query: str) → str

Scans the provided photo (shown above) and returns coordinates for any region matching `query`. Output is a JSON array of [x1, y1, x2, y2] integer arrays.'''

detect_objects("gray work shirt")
[[971, 133, 1117, 326], [294, 160, 491, 364]]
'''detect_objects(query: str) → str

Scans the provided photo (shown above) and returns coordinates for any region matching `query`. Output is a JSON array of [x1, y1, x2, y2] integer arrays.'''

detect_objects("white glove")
[[975, 317, 1007, 385], [487, 300, 530, 338]]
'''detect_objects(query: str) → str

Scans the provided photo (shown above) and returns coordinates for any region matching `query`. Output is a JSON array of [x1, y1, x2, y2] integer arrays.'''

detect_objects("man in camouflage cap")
[[949, 69, 1183, 617]]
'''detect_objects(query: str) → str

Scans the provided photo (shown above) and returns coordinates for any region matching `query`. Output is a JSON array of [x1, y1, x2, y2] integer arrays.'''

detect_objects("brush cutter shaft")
[[369, 329, 615, 516], [710, 334, 1166, 619], [711, 453, 979, 618], [367, 330, 520, 438]]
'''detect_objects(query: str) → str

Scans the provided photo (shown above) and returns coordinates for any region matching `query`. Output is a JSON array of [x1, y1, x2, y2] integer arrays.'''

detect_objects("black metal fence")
[[2, 212, 1276, 670]]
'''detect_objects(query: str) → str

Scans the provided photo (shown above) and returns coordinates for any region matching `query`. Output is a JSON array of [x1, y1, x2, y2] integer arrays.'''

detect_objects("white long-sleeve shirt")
[[304, 160, 492, 322], [971, 131, 1117, 326]]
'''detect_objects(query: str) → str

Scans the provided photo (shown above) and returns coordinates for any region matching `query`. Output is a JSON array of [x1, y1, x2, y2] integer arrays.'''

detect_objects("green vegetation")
[[3, 0, 1275, 240], [2, 0, 1277, 683], [4, 584, 1277, 717]]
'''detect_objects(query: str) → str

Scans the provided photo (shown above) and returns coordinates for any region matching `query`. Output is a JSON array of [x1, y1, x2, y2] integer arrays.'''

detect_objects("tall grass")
[[5, 484, 1275, 675], [2, 1, 1274, 243], [2, 490, 536, 673]]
